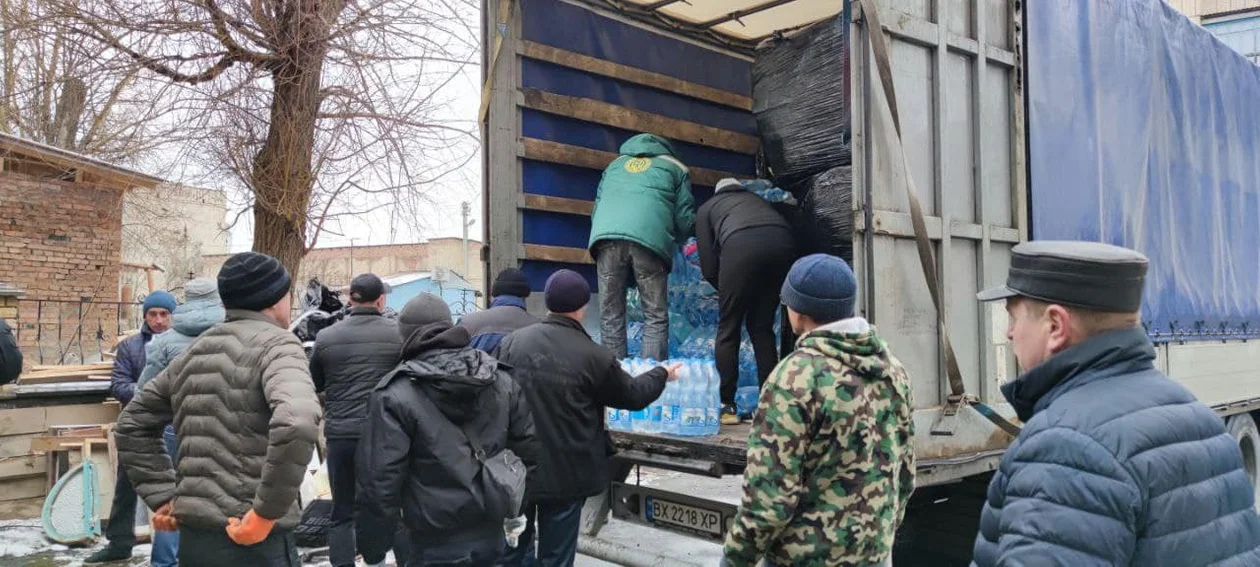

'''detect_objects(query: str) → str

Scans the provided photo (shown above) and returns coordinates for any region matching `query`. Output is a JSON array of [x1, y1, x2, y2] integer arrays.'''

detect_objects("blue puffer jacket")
[[111, 326, 154, 406], [972, 327, 1260, 566], [137, 295, 225, 391]]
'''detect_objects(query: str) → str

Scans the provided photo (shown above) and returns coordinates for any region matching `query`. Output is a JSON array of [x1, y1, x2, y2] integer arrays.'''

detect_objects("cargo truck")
[[480, 0, 1260, 559]]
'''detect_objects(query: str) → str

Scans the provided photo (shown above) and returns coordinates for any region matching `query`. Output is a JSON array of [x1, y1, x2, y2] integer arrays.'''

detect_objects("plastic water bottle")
[[704, 361, 721, 434], [645, 359, 663, 433], [659, 362, 680, 435], [690, 360, 710, 435]]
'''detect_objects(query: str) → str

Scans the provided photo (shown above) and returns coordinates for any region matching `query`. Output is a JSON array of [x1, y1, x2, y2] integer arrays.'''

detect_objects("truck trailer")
[[480, 0, 1260, 560]]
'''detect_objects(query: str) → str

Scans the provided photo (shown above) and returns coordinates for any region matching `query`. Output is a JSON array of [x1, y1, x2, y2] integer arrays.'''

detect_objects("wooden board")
[[0, 433, 40, 458], [522, 244, 594, 265], [520, 88, 760, 155], [520, 138, 734, 188], [522, 194, 595, 216], [29, 437, 109, 453], [520, 41, 753, 110], [0, 474, 46, 501], [0, 454, 45, 479], [0, 496, 43, 521]]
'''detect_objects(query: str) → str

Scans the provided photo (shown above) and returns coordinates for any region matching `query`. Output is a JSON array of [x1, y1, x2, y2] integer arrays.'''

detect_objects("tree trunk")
[[249, 6, 333, 282]]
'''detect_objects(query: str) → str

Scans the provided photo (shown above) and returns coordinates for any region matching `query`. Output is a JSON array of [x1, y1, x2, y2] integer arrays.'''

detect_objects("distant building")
[[380, 270, 480, 318], [203, 238, 485, 302], [1169, 0, 1260, 63], [121, 183, 230, 302]]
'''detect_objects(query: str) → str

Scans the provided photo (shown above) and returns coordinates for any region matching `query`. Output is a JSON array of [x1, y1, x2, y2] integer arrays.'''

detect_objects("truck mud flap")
[[611, 482, 738, 542]]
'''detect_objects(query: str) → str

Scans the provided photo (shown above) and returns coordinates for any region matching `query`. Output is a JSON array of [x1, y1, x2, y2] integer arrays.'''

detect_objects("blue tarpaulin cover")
[[1028, 0, 1260, 341]]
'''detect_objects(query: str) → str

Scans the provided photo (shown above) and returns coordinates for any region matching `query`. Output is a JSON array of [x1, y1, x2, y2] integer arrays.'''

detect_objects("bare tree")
[[0, 0, 188, 165], [48, 0, 480, 276]]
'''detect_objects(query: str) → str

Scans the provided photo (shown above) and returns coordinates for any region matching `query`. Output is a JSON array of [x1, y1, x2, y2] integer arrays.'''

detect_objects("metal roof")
[[576, 0, 844, 51], [0, 132, 164, 189]]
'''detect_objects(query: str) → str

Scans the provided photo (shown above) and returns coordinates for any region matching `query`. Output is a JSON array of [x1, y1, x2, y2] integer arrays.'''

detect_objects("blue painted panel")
[[520, 0, 751, 96], [522, 160, 603, 200], [523, 209, 591, 249], [521, 260, 598, 292], [1028, 0, 1260, 340], [521, 59, 758, 135]]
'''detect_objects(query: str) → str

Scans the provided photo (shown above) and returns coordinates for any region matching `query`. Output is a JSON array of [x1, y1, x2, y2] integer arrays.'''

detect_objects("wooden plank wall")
[[515, 38, 756, 267], [0, 402, 120, 502]]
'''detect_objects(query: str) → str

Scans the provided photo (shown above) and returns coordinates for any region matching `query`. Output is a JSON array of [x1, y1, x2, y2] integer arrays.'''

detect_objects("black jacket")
[[0, 318, 20, 385], [310, 307, 402, 439], [696, 186, 795, 287], [495, 315, 667, 503], [355, 323, 537, 561]]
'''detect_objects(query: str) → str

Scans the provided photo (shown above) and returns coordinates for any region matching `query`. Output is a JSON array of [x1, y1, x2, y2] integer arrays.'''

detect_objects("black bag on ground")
[[294, 498, 334, 548], [793, 166, 854, 265], [753, 15, 851, 186]]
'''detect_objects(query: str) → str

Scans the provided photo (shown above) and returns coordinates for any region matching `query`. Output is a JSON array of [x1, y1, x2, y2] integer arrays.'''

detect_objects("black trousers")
[[330, 436, 413, 566], [178, 526, 299, 567], [327, 437, 358, 567], [104, 460, 138, 549], [716, 228, 795, 405]]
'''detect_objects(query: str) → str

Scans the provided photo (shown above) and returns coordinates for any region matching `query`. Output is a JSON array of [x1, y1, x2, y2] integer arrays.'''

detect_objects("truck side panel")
[[1028, 0, 1260, 343], [487, 0, 758, 303], [851, 0, 1025, 472]]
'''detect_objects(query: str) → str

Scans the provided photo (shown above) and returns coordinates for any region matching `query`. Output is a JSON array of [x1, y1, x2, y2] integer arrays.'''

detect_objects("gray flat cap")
[[977, 240, 1148, 312]]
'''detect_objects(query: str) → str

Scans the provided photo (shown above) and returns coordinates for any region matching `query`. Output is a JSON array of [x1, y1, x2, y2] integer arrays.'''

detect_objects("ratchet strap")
[[856, 0, 1021, 438]]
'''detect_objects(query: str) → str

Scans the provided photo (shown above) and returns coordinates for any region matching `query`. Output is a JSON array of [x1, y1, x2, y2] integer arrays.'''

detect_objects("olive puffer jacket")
[[115, 309, 322, 530]]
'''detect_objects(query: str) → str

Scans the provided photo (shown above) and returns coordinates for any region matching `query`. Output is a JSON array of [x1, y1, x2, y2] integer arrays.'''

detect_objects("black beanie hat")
[[491, 268, 531, 299], [217, 251, 292, 311]]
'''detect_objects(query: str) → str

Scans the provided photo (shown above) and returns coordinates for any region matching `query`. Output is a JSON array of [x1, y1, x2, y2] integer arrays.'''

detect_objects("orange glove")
[[224, 510, 275, 546], [151, 501, 178, 532]]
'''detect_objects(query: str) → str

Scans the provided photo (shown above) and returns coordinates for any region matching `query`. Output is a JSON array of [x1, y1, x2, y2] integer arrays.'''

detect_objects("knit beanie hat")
[[217, 252, 292, 311], [544, 270, 590, 314], [491, 268, 531, 299], [142, 290, 178, 315], [397, 293, 452, 341], [184, 278, 220, 304], [780, 254, 857, 325]]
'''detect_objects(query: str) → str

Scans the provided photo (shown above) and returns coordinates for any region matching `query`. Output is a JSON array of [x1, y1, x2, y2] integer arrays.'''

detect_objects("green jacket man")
[[588, 133, 695, 361], [724, 254, 915, 567]]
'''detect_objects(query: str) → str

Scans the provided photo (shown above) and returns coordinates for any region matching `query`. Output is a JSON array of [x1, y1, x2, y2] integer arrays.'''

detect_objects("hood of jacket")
[[398, 322, 501, 424], [172, 297, 225, 337], [619, 133, 677, 158], [796, 318, 896, 378]]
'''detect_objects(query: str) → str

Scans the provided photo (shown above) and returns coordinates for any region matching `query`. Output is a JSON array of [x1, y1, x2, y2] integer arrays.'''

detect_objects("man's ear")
[[1045, 304, 1073, 353]]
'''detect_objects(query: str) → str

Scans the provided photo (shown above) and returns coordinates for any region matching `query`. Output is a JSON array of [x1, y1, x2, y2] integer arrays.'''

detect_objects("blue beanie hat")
[[142, 290, 178, 316], [780, 254, 857, 324], [545, 269, 591, 313]]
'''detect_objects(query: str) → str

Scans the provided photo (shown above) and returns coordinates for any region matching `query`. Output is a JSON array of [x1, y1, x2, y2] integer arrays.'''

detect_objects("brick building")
[[0, 133, 164, 365], [203, 238, 486, 300]]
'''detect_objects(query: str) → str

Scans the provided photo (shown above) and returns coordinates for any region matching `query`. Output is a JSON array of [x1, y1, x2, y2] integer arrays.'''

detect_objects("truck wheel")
[[1226, 412, 1260, 507]]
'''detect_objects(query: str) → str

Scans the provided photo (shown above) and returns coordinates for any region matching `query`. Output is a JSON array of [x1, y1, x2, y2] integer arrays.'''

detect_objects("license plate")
[[645, 497, 723, 537]]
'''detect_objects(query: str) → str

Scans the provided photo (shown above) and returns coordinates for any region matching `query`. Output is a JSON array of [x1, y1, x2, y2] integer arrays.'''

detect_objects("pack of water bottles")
[[625, 238, 768, 391], [607, 358, 721, 436]]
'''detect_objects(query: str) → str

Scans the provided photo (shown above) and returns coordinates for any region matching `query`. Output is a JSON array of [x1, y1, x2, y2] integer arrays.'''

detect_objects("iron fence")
[[15, 299, 143, 365]]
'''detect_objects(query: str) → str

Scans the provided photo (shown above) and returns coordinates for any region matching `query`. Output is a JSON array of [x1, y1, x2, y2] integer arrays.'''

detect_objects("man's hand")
[[225, 509, 275, 546], [664, 362, 685, 382], [151, 501, 178, 532]]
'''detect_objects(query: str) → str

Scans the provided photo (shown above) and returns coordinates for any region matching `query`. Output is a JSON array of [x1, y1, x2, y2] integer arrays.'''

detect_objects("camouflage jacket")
[[724, 318, 915, 567]]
